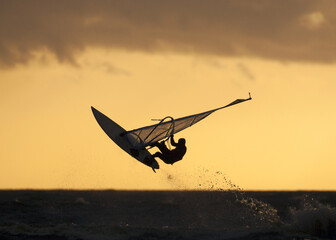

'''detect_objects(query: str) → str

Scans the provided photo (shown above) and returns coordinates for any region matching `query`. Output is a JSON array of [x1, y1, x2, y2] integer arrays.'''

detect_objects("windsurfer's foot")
[[149, 142, 160, 148]]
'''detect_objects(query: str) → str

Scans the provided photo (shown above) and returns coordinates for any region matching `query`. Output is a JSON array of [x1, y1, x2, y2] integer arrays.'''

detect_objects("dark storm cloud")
[[1, 0, 336, 67]]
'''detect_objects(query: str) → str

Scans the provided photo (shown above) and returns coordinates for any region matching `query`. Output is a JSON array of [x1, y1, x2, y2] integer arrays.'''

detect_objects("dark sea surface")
[[1, 190, 336, 240]]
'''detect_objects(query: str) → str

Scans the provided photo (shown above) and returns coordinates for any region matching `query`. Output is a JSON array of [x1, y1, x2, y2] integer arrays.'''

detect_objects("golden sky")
[[1, 0, 336, 190]]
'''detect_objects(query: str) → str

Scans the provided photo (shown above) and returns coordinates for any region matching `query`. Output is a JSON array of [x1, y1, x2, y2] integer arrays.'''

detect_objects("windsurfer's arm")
[[170, 135, 177, 146]]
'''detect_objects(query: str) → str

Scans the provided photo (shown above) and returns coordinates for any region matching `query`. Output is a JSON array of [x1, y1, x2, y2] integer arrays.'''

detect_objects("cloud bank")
[[1, 0, 336, 67]]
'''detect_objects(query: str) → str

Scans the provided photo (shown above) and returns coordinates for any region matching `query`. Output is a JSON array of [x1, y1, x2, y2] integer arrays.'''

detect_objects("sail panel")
[[124, 94, 252, 149], [126, 110, 213, 149]]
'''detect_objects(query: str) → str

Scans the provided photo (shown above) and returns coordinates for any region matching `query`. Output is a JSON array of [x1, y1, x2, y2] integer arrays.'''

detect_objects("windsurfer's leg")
[[150, 142, 160, 147], [153, 152, 172, 165], [153, 152, 164, 160], [153, 152, 174, 164], [156, 143, 169, 154], [162, 158, 174, 164], [165, 156, 177, 165], [150, 141, 169, 154]]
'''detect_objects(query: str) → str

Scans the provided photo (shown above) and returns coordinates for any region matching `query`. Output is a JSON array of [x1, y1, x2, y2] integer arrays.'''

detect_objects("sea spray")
[[288, 194, 336, 238], [199, 170, 282, 227], [162, 168, 282, 228]]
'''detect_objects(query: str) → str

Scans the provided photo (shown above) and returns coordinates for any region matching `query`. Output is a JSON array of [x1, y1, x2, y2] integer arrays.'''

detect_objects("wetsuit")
[[152, 136, 186, 164]]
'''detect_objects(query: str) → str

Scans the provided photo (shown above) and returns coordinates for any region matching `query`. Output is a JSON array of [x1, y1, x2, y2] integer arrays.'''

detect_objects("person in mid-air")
[[151, 135, 187, 165]]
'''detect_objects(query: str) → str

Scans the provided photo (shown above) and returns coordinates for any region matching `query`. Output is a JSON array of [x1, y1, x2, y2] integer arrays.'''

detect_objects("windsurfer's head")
[[178, 138, 186, 145]]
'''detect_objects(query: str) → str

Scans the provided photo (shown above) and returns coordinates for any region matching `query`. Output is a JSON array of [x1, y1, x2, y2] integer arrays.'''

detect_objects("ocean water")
[[1, 173, 336, 240]]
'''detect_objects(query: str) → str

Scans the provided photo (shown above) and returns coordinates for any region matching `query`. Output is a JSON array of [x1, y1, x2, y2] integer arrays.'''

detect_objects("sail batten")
[[124, 94, 251, 149]]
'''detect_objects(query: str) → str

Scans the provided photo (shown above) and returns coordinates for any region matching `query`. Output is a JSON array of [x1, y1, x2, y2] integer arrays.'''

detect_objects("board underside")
[[91, 107, 159, 170]]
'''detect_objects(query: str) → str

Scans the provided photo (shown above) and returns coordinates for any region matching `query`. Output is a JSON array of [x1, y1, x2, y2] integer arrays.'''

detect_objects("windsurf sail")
[[123, 93, 252, 149]]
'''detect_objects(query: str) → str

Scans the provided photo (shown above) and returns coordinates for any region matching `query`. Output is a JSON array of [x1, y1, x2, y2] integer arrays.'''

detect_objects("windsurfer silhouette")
[[151, 135, 187, 165]]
